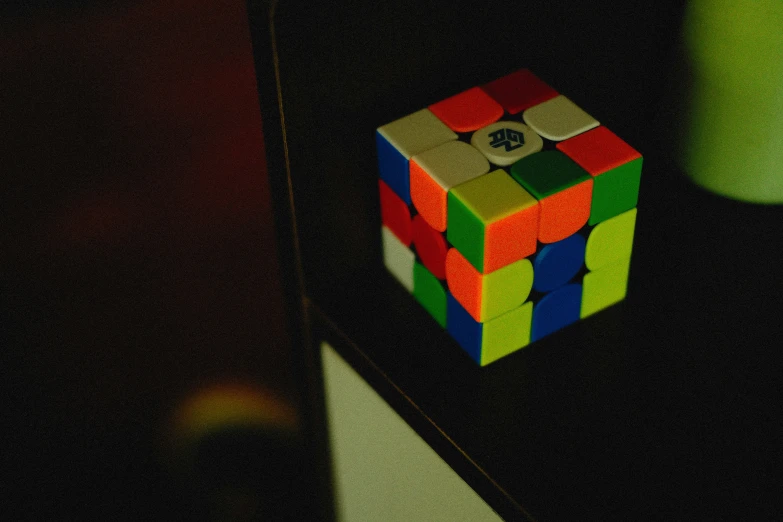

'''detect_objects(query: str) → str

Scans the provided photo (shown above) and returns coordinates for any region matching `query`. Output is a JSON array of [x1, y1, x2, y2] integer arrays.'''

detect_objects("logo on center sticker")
[[488, 128, 525, 152]]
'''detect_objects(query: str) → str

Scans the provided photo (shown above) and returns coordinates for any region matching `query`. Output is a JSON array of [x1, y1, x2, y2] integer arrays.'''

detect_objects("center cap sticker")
[[471, 121, 543, 166]]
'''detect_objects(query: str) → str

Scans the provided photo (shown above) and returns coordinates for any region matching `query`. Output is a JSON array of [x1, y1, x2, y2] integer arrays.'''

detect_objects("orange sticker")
[[538, 179, 592, 243], [445, 248, 483, 322], [410, 160, 448, 232], [429, 87, 504, 133], [484, 203, 539, 273]]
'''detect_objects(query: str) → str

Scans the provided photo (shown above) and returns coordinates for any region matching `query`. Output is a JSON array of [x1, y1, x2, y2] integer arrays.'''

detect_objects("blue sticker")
[[531, 284, 582, 342], [446, 293, 483, 364], [533, 234, 586, 292]]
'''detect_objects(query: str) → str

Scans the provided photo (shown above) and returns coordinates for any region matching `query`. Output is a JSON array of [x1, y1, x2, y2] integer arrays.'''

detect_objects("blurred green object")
[[683, 0, 783, 203]]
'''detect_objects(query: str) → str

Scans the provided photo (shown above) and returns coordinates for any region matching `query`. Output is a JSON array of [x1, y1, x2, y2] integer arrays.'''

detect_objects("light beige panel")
[[321, 342, 503, 522]]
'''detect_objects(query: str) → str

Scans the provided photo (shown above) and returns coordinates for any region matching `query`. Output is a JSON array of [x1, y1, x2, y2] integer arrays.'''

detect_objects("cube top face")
[[428, 86, 504, 132], [470, 121, 544, 167], [481, 69, 559, 114], [449, 170, 537, 224], [447, 170, 539, 273], [412, 141, 490, 190], [410, 141, 491, 231], [522, 95, 600, 141], [510, 150, 591, 199], [377, 109, 457, 159], [556, 125, 642, 176], [377, 68, 642, 366], [377, 109, 459, 203]]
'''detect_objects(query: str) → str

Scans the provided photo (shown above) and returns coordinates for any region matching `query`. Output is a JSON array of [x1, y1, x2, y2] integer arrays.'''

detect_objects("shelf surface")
[[309, 156, 783, 519], [261, 0, 783, 518]]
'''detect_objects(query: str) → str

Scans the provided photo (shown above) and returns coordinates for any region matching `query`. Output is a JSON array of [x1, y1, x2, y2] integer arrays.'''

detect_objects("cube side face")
[[531, 284, 582, 342], [411, 215, 448, 280], [445, 247, 534, 323], [447, 293, 483, 364], [377, 69, 642, 366], [588, 157, 642, 225], [379, 179, 413, 246], [376, 131, 412, 204], [447, 294, 534, 367], [410, 160, 449, 232], [479, 258, 534, 321], [414, 262, 447, 328], [446, 192, 487, 272], [377, 109, 459, 204], [581, 259, 631, 319], [536, 179, 593, 244], [481, 302, 533, 366], [381, 226, 415, 293], [483, 206, 539, 273], [556, 126, 643, 226], [447, 170, 539, 273], [444, 247, 484, 321], [532, 234, 586, 293], [410, 141, 490, 232], [584, 208, 637, 271]]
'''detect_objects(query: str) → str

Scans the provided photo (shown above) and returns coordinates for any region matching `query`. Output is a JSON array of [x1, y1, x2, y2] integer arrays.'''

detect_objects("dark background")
[[5, 0, 783, 520], [2, 1, 313, 520], [265, 0, 783, 519], [270, 0, 688, 297]]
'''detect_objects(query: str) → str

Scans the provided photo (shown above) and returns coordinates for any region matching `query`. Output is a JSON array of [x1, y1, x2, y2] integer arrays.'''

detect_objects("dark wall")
[[2, 1, 310, 519]]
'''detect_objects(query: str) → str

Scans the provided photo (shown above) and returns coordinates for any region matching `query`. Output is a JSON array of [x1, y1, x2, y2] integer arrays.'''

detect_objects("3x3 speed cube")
[[378, 69, 642, 366]]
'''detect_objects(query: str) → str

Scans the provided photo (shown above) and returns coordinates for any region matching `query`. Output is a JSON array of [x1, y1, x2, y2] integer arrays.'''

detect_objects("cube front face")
[[378, 69, 642, 366]]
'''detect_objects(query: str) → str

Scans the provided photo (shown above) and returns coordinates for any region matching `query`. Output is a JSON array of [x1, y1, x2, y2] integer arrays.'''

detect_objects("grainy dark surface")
[[2, 1, 314, 520], [263, 0, 782, 519]]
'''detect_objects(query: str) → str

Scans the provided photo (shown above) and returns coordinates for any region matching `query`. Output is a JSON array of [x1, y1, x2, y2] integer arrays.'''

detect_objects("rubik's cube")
[[377, 69, 642, 366]]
